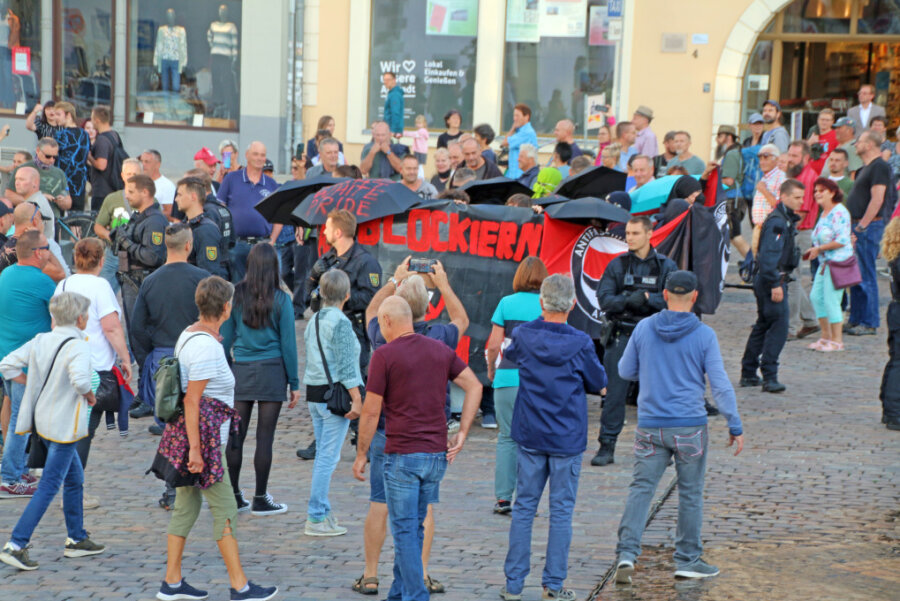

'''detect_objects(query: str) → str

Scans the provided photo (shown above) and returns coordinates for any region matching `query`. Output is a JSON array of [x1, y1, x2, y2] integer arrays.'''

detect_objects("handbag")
[[827, 255, 862, 289], [93, 369, 120, 413], [314, 311, 353, 417], [26, 337, 76, 469]]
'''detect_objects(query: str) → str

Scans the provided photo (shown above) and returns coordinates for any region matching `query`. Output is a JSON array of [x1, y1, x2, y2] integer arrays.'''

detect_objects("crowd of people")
[[0, 77, 897, 601]]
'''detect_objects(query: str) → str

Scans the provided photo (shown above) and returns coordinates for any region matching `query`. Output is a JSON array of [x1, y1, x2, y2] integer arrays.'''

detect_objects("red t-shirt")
[[367, 333, 467, 454], [809, 129, 837, 175], [797, 164, 820, 230]]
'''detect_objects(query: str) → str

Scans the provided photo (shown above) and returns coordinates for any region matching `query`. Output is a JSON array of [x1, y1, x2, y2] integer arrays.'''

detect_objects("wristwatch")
[[389, 277, 399, 287]]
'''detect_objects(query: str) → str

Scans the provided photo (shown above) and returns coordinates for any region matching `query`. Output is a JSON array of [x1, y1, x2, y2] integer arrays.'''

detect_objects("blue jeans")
[[616, 425, 708, 568], [849, 220, 885, 328], [10, 439, 88, 547], [229, 240, 252, 283], [384, 452, 447, 601], [504, 447, 581, 594], [1, 381, 29, 485], [306, 402, 350, 521], [493, 386, 519, 502], [160, 58, 180, 92], [101, 248, 119, 293]]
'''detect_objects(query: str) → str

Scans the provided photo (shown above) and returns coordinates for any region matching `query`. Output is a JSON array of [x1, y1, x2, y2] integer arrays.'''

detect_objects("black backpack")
[[100, 131, 130, 191], [204, 198, 236, 249]]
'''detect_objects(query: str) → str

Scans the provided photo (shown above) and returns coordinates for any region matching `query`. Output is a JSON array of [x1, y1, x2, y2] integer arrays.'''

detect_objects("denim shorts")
[[369, 429, 440, 505]]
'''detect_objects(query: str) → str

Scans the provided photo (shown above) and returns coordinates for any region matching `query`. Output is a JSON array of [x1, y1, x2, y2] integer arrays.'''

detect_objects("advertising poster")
[[585, 93, 607, 129], [426, 0, 479, 36], [540, 0, 587, 38], [588, 6, 614, 46], [506, 0, 540, 43]]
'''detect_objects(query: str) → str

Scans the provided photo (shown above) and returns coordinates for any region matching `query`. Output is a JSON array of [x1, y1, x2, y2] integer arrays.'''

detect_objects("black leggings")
[[225, 400, 283, 497]]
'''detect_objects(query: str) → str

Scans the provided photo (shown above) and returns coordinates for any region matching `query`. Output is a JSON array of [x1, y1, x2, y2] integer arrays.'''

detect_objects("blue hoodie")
[[506, 319, 607, 456], [618, 310, 743, 436]]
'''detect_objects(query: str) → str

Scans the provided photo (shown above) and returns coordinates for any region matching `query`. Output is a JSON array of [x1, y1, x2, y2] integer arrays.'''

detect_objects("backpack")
[[740, 145, 762, 200], [153, 333, 206, 423], [100, 131, 130, 191], [204, 199, 236, 249]]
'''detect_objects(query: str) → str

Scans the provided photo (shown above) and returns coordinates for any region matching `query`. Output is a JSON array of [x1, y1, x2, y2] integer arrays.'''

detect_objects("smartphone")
[[409, 258, 437, 273], [223, 150, 232, 169]]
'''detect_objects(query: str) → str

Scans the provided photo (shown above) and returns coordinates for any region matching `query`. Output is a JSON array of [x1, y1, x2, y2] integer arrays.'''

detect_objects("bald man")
[[552, 119, 583, 163], [13, 166, 55, 241], [354, 295, 482, 601]]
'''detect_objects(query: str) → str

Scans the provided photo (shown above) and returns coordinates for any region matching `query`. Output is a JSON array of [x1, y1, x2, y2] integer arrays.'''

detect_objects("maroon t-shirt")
[[367, 333, 467, 454]]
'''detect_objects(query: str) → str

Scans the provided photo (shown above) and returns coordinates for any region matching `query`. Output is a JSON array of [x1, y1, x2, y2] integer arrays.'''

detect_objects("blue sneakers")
[[156, 579, 209, 600], [230, 581, 278, 601]]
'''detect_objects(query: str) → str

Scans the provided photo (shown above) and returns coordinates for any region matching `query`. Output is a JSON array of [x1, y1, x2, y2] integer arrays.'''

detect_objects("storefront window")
[[782, 0, 852, 34], [858, 0, 900, 34], [742, 41, 773, 125], [0, 0, 40, 115], [128, 1, 242, 129], [58, 0, 113, 117], [368, 0, 478, 131], [502, 0, 615, 135]]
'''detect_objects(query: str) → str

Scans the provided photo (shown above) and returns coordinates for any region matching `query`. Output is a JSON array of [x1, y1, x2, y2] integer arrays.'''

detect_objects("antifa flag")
[[355, 201, 543, 381]]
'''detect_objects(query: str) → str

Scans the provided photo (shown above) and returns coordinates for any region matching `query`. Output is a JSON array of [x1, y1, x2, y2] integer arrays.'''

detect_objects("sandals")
[[808, 338, 845, 352], [352, 575, 379, 595], [425, 575, 445, 594]]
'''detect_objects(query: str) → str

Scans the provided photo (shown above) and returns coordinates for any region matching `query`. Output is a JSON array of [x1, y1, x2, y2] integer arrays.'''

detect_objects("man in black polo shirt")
[[175, 176, 229, 278], [845, 129, 892, 336]]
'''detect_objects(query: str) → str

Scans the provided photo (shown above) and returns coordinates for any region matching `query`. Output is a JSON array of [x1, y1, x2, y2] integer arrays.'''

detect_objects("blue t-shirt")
[[0, 265, 56, 359], [490, 291, 542, 389]]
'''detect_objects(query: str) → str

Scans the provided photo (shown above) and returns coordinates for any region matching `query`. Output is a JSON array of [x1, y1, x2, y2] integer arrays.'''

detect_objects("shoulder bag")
[[314, 311, 353, 417], [26, 336, 76, 469], [827, 255, 862, 289]]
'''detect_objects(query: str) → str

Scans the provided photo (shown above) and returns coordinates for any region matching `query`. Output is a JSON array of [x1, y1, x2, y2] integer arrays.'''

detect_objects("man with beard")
[[785, 141, 821, 339], [703, 126, 748, 257], [760, 100, 789, 154]]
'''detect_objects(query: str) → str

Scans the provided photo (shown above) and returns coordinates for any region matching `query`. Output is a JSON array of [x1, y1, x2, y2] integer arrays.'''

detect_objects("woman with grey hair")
[[0, 292, 104, 571], [302, 268, 362, 537]]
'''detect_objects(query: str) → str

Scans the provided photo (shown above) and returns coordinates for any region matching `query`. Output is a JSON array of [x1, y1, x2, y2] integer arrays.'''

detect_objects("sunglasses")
[[41, 152, 58, 159], [35, 245, 50, 251]]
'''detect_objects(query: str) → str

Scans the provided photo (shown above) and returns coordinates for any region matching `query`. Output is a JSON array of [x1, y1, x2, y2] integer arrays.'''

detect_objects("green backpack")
[[154, 333, 206, 423]]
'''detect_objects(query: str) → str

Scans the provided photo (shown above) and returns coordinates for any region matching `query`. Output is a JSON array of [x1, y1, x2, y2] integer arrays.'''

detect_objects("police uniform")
[[203, 195, 236, 250], [306, 241, 382, 372], [187, 213, 229, 279], [593, 248, 677, 464], [114, 203, 167, 328], [740, 202, 800, 389]]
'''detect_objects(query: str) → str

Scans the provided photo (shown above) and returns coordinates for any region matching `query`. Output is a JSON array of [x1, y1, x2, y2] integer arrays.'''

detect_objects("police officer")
[[298, 208, 381, 460], [175, 176, 229, 278], [740, 178, 804, 394], [591, 215, 677, 466], [112, 174, 167, 328]]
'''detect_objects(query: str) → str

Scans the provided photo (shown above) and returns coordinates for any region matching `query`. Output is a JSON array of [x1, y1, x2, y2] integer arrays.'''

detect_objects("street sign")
[[608, 0, 623, 18]]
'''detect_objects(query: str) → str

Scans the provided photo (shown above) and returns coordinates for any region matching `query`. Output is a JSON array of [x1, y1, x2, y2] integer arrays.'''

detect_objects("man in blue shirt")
[[502, 103, 538, 179], [383, 72, 404, 139], [613, 271, 744, 585], [0, 231, 56, 496], [216, 141, 281, 281]]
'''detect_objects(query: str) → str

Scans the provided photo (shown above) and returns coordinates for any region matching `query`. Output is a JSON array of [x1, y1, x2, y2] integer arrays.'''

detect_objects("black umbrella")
[[254, 176, 349, 225], [459, 177, 533, 205], [555, 166, 627, 199], [532, 194, 570, 207], [544, 196, 632, 224], [292, 178, 421, 227]]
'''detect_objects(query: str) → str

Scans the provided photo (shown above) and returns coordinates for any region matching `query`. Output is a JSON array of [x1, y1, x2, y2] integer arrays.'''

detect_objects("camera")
[[309, 286, 322, 312], [409, 258, 437, 273], [810, 142, 825, 161]]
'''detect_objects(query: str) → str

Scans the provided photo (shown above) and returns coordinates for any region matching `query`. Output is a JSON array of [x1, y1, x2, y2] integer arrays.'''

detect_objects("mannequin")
[[207, 4, 239, 119], [154, 8, 187, 92]]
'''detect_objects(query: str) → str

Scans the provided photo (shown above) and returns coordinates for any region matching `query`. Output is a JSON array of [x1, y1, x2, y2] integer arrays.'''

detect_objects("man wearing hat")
[[704, 125, 749, 257], [193, 147, 220, 194], [834, 117, 863, 173], [612, 270, 744, 584], [760, 100, 789, 154], [0, 202, 14, 248], [632, 106, 658, 158]]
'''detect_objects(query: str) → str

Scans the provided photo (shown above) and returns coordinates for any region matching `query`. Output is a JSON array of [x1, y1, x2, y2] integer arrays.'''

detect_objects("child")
[[409, 115, 429, 165]]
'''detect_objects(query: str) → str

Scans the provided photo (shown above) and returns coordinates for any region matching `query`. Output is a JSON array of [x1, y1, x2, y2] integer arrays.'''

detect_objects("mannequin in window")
[[207, 4, 239, 119], [154, 8, 187, 93]]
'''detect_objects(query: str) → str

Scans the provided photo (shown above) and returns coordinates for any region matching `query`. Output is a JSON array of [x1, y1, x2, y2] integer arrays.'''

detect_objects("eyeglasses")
[[758, 153, 774, 158], [41, 152, 58, 160], [34, 245, 50, 251]]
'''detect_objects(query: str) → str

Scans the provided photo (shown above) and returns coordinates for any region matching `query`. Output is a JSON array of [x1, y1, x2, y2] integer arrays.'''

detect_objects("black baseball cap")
[[263, 159, 275, 172], [665, 270, 698, 294], [0, 203, 12, 218]]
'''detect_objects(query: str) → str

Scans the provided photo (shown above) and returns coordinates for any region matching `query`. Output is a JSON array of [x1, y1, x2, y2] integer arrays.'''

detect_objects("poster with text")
[[540, 0, 587, 38], [588, 5, 614, 46], [506, 0, 540, 43], [427, 0, 479, 36]]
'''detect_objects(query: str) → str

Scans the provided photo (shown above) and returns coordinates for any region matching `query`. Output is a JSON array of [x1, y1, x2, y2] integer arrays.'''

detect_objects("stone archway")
[[712, 0, 793, 135]]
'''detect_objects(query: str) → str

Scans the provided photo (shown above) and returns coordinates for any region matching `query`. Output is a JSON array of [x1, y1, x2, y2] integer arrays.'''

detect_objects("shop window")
[[782, 0, 852, 34], [0, 0, 41, 115], [57, 0, 113, 118], [501, 0, 615, 135], [128, 1, 242, 129], [742, 41, 773, 125], [858, 0, 900, 34], [368, 0, 478, 131]]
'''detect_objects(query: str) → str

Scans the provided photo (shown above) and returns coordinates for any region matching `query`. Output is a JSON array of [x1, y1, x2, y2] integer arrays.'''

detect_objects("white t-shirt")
[[26, 192, 55, 241], [54, 274, 121, 371], [154, 175, 177, 206], [175, 330, 234, 442]]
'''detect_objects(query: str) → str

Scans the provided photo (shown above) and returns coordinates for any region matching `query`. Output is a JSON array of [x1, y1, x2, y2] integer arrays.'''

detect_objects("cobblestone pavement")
[[0, 270, 897, 601]]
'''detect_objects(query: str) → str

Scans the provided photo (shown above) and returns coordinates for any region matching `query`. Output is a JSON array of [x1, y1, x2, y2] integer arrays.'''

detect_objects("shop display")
[[0, 0, 40, 114], [154, 8, 187, 93]]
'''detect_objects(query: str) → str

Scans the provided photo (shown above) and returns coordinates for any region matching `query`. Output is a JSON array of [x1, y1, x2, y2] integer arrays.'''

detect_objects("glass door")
[[54, 0, 114, 117]]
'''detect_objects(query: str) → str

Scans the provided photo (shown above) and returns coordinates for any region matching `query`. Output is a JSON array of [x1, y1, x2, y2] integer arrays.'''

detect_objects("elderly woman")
[[157, 276, 277, 601], [56, 238, 132, 452], [222, 243, 299, 516], [880, 217, 900, 430], [486, 256, 549, 515], [0, 292, 104, 571], [303, 269, 362, 537], [806, 178, 853, 352]]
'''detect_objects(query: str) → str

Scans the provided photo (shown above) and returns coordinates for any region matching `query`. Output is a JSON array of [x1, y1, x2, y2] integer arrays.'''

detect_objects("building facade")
[[1, 0, 898, 178]]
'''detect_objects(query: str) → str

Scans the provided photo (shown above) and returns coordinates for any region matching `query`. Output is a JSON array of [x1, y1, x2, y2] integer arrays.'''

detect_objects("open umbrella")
[[532, 194, 571, 207], [459, 177, 533, 205], [254, 176, 349, 225], [554, 166, 627, 199], [291, 178, 421, 227], [629, 174, 700, 214], [543, 196, 632, 224]]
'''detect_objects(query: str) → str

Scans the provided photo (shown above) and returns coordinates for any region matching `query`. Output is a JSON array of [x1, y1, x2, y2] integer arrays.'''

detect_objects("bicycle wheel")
[[57, 211, 99, 268]]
